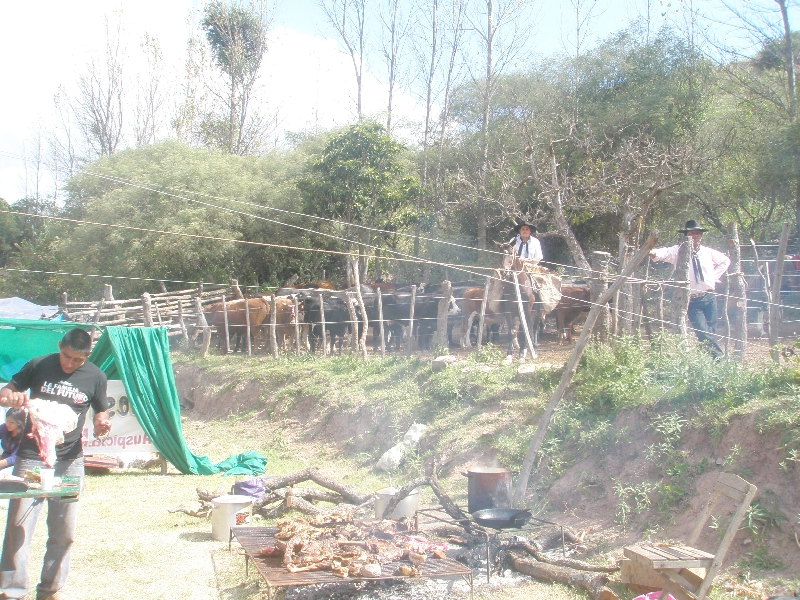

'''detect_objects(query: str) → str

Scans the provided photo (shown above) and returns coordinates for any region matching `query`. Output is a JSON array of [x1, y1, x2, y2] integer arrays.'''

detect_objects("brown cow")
[[204, 297, 270, 352], [552, 284, 591, 342], [459, 287, 505, 348], [290, 281, 336, 290]]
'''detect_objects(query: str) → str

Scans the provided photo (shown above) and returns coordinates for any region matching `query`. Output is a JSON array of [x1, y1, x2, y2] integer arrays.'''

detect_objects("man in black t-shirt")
[[0, 329, 111, 600]]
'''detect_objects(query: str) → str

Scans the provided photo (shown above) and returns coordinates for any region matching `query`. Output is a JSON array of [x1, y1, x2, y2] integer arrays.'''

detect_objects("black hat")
[[513, 220, 537, 234], [677, 220, 707, 234]]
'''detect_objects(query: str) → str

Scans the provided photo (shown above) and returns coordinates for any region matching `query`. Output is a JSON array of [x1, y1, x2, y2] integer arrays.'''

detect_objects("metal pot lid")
[[466, 467, 511, 474]]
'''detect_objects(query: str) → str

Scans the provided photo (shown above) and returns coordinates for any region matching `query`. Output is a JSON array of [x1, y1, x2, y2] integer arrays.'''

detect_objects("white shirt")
[[650, 244, 730, 293], [509, 235, 543, 261]]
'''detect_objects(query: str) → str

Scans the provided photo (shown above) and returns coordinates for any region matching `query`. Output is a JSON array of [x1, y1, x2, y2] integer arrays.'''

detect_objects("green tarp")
[[0, 319, 92, 382], [0, 319, 265, 476]]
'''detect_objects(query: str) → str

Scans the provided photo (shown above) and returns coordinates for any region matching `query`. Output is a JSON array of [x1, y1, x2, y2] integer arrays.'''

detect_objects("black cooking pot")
[[471, 508, 532, 530]]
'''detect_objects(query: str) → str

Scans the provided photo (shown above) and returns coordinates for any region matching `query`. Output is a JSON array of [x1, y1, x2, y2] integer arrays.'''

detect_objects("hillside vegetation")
[[173, 335, 800, 597]]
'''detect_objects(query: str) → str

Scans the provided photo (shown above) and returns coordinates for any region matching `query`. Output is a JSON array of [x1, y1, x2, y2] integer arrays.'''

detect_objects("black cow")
[[303, 293, 351, 354]]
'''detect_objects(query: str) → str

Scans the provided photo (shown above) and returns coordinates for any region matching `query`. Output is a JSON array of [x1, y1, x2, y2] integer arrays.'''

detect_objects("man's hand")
[[93, 411, 111, 438], [0, 385, 28, 409]]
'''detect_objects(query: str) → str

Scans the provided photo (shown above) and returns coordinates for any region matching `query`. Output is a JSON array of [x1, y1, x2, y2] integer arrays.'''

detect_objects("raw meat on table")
[[25, 399, 78, 467]]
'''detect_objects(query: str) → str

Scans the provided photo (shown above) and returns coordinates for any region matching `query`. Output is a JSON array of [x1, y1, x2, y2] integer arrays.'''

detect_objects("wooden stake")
[[406, 285, 417, 357], [194, 296, 211, 357], [270, 294, 278, 358], [222, 295, 231, 354], [727, 222, 747, 361], [436, 280, 452, 349], [377, 288, 386, 359], [141, 293, 154, 327], [294, 295, 301, 355], [513, 273, 535, 358], [770, 222, 790, 361], [513, 231, 659, 505], [475, 277, 491, 354], [244, 294, 252, 357], [319, 293, 328, 357], [178, 301, 188, 342]]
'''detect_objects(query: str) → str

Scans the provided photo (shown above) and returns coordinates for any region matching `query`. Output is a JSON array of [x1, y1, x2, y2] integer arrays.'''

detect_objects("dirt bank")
[[174, 361, 800, 590]]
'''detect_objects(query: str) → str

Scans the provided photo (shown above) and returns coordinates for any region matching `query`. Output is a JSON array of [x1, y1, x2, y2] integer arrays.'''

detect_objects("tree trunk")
[[509, 554, 618, 600], [671, 237, 691, 337]]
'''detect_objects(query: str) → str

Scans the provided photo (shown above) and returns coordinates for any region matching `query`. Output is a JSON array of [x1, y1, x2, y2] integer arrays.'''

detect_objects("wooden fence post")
[[294, 295, 301, 356], [770, 222, 790, 361], [103, 284, 114, 301], [406, 285, 417, 357], [590, 252, 611, 342], [377, 288, 386, 359], [319, 293, 328, 357], [142, 293, 154, 327], [178, 301, 189, 342], [671, 237, 692, 337], [244, 294, 252, 357], [475, 277, 491, 355], [154, 302, 163, 325], [727, 223, 747, 361], [513, 274, 536, 359], [270, 294, 278, 358], [159, 281, 167, 294], [221, 295, 231, 354], [194, 296, 211, 357], [436, 280, 452, 349]]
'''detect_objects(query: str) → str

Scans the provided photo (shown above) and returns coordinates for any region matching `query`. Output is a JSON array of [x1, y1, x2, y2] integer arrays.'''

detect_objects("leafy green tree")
[[298, 122, 421, 282], [201, 0, 273, 154]]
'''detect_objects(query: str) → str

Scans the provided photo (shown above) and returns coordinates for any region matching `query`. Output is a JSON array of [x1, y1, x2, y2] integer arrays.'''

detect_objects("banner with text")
[[82, 380, 157, 454]]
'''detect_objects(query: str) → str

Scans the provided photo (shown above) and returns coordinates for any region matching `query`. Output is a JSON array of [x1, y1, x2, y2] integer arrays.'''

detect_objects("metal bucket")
[[464, 467, 512, 514], [211, 495, 253, 541], [374, 487, 420, 519]]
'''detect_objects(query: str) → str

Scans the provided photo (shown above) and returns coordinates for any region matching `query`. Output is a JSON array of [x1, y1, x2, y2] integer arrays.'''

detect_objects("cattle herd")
[[200, 279, 592, 356]]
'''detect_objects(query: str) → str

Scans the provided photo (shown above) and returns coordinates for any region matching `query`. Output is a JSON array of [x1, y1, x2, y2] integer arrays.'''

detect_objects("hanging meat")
[[25, 399, 78, 467]]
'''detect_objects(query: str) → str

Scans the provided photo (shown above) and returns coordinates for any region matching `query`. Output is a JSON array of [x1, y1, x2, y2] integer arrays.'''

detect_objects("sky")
[[0, 0, 789, 203]]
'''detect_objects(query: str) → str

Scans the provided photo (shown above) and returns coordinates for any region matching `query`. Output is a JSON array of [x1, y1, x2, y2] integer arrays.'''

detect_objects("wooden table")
[[0, 476, 81, 501]]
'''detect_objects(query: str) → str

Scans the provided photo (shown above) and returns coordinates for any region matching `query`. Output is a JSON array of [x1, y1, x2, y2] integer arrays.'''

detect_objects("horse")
[[467, 243, 540, 360]]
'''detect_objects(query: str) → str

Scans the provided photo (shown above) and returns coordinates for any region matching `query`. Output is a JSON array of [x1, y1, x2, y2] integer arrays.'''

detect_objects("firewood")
[[507, 541, 618, 573], [509, 553, 618, 600]]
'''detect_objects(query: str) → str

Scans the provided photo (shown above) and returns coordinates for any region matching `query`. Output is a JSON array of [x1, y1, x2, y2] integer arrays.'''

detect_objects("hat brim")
[[678, 227, 707, 234], [513, 222, 537, 234]]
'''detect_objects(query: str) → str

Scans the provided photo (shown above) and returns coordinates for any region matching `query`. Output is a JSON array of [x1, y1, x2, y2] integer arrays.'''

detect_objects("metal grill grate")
[[230, 526, 473, 598]]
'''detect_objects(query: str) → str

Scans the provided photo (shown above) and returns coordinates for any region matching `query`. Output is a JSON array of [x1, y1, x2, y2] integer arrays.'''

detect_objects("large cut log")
[[509, 553, 618, 600]]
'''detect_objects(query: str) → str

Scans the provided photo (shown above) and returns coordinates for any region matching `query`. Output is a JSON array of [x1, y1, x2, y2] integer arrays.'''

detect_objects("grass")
[[13, 413, 592, 600], [17, 336, 800, 599]]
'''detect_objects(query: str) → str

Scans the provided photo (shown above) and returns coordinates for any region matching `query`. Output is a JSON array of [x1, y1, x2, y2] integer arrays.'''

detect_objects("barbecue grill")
[[230, 526, 474, 600]]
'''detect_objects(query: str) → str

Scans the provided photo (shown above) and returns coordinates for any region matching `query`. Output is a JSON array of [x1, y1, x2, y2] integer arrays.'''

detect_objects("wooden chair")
[[623, 472, 757, 600]]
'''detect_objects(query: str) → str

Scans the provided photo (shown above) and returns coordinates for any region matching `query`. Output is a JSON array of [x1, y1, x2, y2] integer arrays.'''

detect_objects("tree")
[[133, 34, 166, 147], [298, 122, 421, 283], [201, 0, 274, 154], [320, 0, 369, 121], [379, 0, 412, 136], [73, 14, 125, 158]]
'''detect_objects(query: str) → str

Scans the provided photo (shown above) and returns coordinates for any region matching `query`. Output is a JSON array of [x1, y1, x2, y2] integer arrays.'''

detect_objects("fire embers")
[[256, 515, 449, 578]]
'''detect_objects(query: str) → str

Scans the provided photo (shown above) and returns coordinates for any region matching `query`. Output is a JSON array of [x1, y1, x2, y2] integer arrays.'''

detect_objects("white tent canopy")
[[0, 297, 59, 320]]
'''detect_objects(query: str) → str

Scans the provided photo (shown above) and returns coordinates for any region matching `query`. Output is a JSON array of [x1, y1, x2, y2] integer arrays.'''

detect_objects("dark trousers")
[[687, 293, 723, 357]]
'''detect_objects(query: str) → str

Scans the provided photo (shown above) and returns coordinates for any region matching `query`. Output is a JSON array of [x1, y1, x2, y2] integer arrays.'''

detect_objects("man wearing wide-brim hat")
[[509, 220, 543, 265], [649, 220, 730, 358]]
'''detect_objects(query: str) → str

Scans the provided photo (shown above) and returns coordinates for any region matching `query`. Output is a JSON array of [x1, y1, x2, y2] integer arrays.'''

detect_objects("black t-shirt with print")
[[11, 353, 110, 461]]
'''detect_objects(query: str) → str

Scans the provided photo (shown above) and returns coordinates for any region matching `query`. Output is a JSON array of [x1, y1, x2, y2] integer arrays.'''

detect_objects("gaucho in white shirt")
[[649, 220, 730, 358], [508, 220, 543, 263]]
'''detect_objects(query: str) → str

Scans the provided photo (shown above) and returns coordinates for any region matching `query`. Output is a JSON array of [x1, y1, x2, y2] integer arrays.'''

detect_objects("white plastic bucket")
[[211, 495, 253, 541], [374, 487, 420, 519]]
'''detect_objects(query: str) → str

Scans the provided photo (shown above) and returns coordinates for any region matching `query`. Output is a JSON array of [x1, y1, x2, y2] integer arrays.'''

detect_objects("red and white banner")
[[82, 380, 157, 454]]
